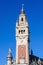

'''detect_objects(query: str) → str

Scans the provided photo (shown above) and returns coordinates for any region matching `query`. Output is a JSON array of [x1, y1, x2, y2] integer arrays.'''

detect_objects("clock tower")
[[16, 6, 30, 65]]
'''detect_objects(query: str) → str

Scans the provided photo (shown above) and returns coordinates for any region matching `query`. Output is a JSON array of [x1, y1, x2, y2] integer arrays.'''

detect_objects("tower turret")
[[6, 48, 13, 65]]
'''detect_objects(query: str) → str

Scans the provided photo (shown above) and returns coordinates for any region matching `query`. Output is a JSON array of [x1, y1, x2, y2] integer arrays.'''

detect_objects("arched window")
[[19, 30, 25, 34], [24, 30, 25, 33], [21, 18, 23, 21], [19, 30, 20, 34], [21, 30, 23, 34]]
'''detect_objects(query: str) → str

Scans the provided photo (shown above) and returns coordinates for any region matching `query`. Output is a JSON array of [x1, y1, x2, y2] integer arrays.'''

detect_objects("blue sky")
[[0, 0, 43, 65]]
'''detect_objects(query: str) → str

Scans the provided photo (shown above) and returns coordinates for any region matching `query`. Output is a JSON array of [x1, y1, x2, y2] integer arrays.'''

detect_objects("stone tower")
[[16, 6, 30, 65]]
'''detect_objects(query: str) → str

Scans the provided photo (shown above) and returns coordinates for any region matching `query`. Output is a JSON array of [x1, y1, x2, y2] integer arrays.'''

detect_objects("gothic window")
[[21, 18, 23, 21]]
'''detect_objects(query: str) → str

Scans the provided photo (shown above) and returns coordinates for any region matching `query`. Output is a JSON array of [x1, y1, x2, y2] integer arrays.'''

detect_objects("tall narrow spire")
[[7, 48, 13, 65], [8, 48, 12, 54], [22, 4, 24, 11], [7, 48, 13, 60], [21, 4, 25, 14]]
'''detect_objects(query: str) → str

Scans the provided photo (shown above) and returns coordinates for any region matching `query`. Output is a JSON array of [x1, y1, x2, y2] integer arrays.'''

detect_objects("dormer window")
[[21, 18, 23, 21]]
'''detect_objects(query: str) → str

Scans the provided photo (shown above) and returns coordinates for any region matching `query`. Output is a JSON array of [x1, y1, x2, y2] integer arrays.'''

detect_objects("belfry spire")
[[21, 4, 25, 14]]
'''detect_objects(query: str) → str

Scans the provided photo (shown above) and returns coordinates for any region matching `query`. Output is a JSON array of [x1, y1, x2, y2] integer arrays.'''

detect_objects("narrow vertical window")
[[19, 30, 20, 34], [21, 30, 23, 34], [24, 30, 25, 33], [21, 18, 23, 21]]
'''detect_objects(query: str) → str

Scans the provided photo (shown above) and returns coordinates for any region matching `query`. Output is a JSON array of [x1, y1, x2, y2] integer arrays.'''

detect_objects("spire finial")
[[8, 48, 12, 53], [22, 4, 24, 10], [21, 4, 25, 14]]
